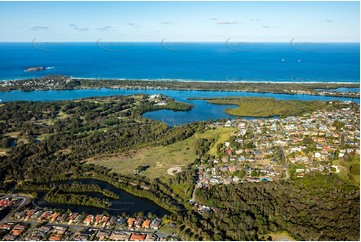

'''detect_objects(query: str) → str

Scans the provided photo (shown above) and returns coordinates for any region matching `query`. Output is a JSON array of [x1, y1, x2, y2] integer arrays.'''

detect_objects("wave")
[[71, 76, 358, 85]]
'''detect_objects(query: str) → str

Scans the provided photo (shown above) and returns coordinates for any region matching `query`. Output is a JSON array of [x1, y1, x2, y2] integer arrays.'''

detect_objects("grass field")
[[86, 127, 237, 179], [269, 231, 295, 241], [338, 155, 360, 187]]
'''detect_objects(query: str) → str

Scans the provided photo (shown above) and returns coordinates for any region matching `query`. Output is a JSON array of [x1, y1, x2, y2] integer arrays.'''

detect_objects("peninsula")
[[0, 75, 359, 99]]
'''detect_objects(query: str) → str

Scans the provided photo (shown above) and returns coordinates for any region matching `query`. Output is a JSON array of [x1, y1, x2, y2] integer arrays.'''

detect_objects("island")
[[24, 67, 46, 72]]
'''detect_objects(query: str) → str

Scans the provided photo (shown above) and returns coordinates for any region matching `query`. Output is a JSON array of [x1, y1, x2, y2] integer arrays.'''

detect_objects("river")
[[0, 88, 359, 126], [30, 179, 169, 217]]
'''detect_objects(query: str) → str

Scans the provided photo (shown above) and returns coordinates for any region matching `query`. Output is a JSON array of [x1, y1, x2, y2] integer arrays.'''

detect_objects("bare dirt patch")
[[167, 166, 182, 176]]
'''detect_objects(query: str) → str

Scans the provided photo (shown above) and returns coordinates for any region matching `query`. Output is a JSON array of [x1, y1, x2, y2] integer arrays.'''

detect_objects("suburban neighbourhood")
[[194, 101, 359, 187], [0, 196, 175, 241]]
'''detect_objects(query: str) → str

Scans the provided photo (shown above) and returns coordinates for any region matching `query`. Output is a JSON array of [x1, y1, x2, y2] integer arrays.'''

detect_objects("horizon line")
[[0, 41, 360, 43]]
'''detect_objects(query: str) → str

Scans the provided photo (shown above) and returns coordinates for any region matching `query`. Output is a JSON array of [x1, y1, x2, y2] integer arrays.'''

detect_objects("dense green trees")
[[18, 182, 119, 199], [194, 97, 330, 117], [0, 95, 201, 186], [44, 189, 111, 209], [195, 138, 214, 158], [195, 174, 359, 241], [0, 136, 14, 148]]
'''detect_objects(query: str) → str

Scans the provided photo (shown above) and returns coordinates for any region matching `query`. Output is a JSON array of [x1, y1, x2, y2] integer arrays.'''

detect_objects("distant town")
[[0, 75, 359, 99]]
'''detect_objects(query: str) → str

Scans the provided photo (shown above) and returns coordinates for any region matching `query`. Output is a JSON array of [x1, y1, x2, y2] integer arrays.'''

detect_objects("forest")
[[44, 188, 111, 209], [16, 182, 120, 200], [0, 94, 202, 213], [194, 174, 359, 240], [192, 97, 329, 117]]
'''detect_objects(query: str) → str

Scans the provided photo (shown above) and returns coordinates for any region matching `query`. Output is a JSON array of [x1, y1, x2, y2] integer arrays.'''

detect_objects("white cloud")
[[96, 26, 116, 31], [69, 24, 90, 32], [216, 20, 239, 25], [31, 26, 48, 31]]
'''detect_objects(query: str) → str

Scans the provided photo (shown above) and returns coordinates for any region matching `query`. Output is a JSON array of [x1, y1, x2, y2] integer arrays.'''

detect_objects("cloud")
[[250, 19, 263, 22], [210, 18, 218, 21], [78, 28, 90, 32], [69, 24, 90, 32], [31, 26, 48, 31], [262, 25, 272, 28], [326, 19, 333, 23], [96, 26, 116, 31], [216, 20, 239, 25], [127, 22, 141, 28], [160, 21, 173, 25]]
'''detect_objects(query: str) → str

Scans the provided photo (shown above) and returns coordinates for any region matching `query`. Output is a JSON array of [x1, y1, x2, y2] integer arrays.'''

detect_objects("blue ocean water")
[[0, 42, 359, 82]]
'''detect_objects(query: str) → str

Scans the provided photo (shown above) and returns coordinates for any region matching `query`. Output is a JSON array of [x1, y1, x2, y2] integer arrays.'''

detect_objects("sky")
[[0, 1, 359, 42]]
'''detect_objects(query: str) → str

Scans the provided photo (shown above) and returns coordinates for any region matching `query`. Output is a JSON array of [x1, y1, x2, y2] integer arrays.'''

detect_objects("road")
[[277, 120, 290, 179], [279, 147, 290, 179], [191, 182, 200, 202], [277, 120, 286, 133], [341, 132, 345, 146]]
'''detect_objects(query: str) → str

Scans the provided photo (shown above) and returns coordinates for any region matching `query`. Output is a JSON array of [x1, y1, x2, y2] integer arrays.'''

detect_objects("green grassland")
[[338, 154, 360, 187], [195, 97, 329, 117], [86, 126, 237, 179]]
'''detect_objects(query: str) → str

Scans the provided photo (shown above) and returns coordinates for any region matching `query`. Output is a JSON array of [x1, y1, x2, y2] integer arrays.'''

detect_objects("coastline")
[[73, 77, 360, 85], [1, 76, 359, 85], [0, 75, 359, 100]]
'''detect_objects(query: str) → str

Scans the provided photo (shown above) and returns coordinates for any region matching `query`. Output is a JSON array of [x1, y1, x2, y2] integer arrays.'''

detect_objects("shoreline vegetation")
[[191, 97, 329, 118], [43, 188, 112, 209], [0, 75, 359, 99], [16, 182, 120, 200]]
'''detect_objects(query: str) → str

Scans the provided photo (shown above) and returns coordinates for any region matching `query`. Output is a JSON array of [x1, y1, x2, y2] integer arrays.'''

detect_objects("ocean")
[[0, 42, 359, 82]]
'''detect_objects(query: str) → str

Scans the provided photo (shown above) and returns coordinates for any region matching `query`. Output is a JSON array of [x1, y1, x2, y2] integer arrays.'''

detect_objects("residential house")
[[142, 220, 151, 229], [150, 220, 161, 230], [127, 218, 135, 228], [110, 231, 130, 241], [130, 233, 146, 241]]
